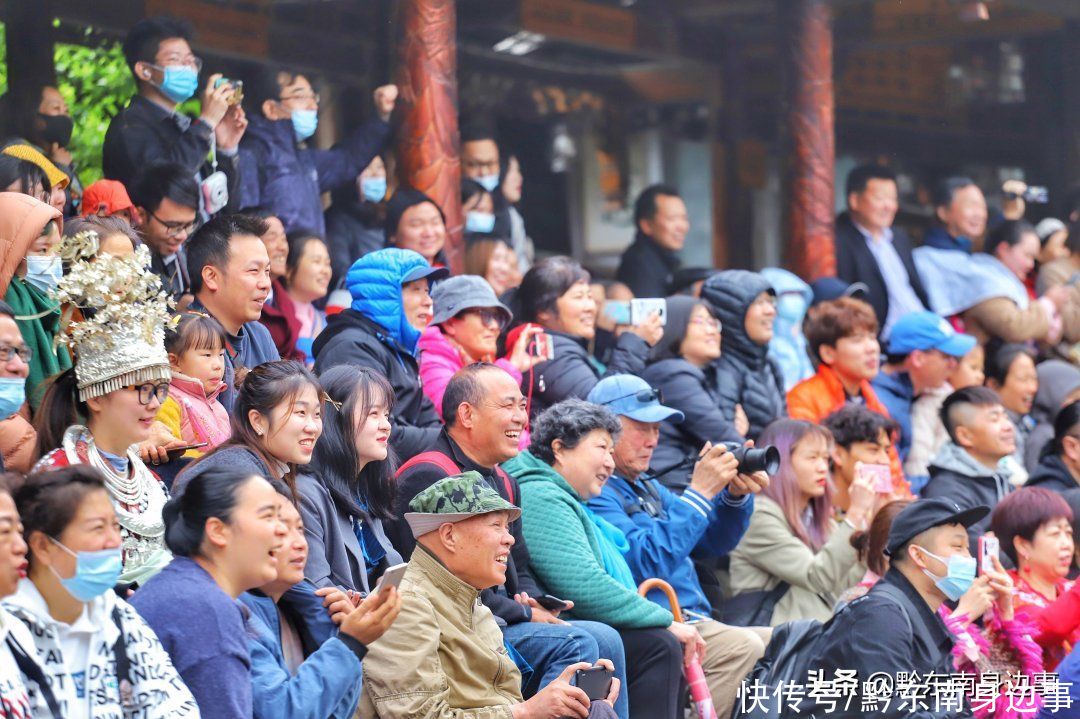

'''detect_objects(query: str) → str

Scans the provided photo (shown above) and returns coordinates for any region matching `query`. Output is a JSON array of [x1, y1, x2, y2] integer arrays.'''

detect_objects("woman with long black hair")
[[297, 365, 401, 592], [174, 360, 324, 497]]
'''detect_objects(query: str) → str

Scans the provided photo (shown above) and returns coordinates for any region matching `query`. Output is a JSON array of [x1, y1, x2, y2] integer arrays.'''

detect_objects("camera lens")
[[723, 443, 781, 475]]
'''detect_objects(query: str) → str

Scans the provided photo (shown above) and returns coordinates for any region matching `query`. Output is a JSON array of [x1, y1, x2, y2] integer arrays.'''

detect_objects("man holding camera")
[[105, 16, 246, 217], [586, 374, 772, 717]]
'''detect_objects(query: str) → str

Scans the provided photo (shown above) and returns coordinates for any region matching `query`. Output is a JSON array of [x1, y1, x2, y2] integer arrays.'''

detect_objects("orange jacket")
[[787, 364, 912, 498]]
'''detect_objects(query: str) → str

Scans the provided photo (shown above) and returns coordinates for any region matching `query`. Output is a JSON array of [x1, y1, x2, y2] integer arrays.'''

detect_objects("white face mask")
[[24, 255, 62, 294]]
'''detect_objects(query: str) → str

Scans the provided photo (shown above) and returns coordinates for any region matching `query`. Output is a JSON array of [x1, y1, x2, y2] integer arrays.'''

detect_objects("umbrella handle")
[[638, 577, 718, 719], [637, 577, 684, 623]]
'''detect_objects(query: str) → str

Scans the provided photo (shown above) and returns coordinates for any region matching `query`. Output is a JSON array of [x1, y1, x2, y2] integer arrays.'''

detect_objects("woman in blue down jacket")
[[311, 247, 448, 461]]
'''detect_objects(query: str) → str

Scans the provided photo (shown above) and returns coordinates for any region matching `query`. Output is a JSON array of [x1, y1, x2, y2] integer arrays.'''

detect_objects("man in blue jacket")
[[239, 67, 396, 234], [871, 310, 976, 487], [586, 374, 772, 716]]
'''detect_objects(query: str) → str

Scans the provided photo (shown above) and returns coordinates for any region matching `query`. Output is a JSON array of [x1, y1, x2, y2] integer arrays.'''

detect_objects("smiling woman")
[[174, 360, 324, 500], [132, 467, 286, 718]]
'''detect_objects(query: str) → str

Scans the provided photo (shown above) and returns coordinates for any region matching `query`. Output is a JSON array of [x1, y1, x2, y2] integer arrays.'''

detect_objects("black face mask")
[[38, 113, 73, 147]]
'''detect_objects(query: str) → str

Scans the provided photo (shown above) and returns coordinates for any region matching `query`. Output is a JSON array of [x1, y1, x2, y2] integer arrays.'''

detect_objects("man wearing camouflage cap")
[[358, 472, 619, 719]]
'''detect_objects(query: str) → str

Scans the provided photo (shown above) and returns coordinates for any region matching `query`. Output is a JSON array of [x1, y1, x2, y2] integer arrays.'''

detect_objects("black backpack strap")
[[870, 582, 915, 638], [6, 634, 62, 719]]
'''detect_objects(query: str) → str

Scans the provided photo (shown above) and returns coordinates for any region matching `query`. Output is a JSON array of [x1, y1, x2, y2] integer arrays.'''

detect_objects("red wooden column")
[[783, 0, 836, 282], [395, 0, 464, 274]]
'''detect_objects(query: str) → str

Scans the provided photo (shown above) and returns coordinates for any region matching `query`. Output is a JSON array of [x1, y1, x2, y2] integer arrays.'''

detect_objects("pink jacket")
[[165, 373, 232, 450], [418, 326, 529, 448]]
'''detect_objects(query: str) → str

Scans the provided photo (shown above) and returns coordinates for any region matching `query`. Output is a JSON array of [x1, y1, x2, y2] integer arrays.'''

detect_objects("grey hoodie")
[[923, 442, 1014, 546], [1025, 360, 1080, 472]]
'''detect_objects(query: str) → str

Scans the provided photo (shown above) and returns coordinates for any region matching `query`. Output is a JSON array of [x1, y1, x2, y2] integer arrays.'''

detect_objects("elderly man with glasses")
[[238, 65, 397, 235], [585, 374, 773, 718], [0, 300, 35, 472]]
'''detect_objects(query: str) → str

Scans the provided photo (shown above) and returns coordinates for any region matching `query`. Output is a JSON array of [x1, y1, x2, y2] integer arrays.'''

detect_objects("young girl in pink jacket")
[[156, 312, 232, 458]]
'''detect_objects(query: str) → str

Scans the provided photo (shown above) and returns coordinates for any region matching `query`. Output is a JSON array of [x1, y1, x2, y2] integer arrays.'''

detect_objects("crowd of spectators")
[[1, 12, 1080, 719]]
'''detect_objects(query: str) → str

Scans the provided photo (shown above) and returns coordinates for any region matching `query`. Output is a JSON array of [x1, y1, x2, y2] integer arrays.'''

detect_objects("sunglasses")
[[601, 388, 662, 406]]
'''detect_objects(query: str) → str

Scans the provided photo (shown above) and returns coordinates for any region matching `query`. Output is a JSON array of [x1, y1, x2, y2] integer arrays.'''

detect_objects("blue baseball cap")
[[587, 375, 684, 423], [887, 311, 976, 358]]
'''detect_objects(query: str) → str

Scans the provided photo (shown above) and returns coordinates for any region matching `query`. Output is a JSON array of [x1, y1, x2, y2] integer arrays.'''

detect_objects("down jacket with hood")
[[702, 270, 786, 440], [312, 248, 442, 461], [922, 442, 1014, 546], [641, 296, 742, 489], [0, 192, 70, 407], [1024, 360, 1080, 472], [761, 267, 814, 392]]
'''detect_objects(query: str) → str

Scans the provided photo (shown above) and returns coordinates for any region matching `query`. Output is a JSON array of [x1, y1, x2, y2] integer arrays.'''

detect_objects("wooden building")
[[6, 0, 1079, 278]]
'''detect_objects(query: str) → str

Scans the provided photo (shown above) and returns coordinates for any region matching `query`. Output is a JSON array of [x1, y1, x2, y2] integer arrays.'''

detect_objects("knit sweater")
[[503, 450, 673, 629]]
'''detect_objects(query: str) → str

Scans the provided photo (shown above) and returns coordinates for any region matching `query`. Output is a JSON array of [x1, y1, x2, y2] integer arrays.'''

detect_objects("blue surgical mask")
[[24, 255, 61, 295], [916, 546, 976, 601], [291, 109, 319, 141], [48, 539, 124, 602], [465, 211, 496, 234], [475, 173, 500, 192], [0, 377, 24, 420], [361, 176, 387, 203], [157, 65, 199, 104]]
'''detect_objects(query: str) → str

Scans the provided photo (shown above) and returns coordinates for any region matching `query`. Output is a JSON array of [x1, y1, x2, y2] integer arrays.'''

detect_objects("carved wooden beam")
[[395, 0, 464, 274], [783, 0, 836, 282]]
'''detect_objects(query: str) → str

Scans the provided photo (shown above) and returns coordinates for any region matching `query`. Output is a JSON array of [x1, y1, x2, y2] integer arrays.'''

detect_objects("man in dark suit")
[[835, 164, 930, 337], [617, 184, 687, 298]]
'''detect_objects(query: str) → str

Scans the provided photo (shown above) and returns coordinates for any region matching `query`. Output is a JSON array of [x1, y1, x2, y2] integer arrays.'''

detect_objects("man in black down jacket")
[[616, 184, 687, 298], [702, 270, 786, 440], [1026, 400, 1080, 494], [835, 164, 930, 336], [804, 498, 992, 719], [922, 387, 1016, 547]]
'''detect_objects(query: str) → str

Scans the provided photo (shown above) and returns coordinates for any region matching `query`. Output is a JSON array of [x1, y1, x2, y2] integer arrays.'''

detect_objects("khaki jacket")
[[728, 496, 864, 626], [358, 545, 522, 718]]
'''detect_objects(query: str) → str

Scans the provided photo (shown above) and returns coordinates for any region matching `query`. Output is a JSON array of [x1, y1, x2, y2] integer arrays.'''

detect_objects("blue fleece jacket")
[[870, 369, 914, 462], [346, 247, 430, 355], [240, 582, 366, 719], [587, 474, 752, 617], [131, 556, 251, 719]]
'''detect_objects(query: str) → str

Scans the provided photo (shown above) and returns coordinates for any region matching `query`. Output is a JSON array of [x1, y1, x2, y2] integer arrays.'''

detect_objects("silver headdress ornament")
[[51, 231, 176, 401]]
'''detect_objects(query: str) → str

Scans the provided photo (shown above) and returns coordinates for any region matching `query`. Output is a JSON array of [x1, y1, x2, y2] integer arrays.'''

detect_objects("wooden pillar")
[[395, 0, 463, 274], [3, 0, 57, 134], [782, 0, 835, 282], [1064, 21, 1080, 212]]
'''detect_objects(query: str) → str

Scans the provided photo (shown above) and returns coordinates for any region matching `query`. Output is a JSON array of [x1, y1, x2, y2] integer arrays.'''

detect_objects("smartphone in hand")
[[573, 666, 613, 701], [374, 562, 408, 595], [858, 463, 892, 494], [978, 535, 1000, 574]]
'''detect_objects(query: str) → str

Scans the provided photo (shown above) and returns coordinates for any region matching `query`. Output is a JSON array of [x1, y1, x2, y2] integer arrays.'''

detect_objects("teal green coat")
[[503, 451, 673, 629]]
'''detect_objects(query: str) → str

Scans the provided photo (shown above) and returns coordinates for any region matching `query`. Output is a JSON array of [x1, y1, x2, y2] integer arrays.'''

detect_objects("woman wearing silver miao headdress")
[[31, 229, 176, 586]]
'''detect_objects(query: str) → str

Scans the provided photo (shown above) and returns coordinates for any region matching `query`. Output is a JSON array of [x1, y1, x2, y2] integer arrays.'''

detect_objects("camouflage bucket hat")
[[405, 471, 522, 538]]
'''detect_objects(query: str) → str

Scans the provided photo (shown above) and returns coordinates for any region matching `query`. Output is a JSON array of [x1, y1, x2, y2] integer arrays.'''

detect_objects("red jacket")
[[258, 277, 305, 363], [787, 364, 911, 497], [1010, 571, 1080, 671]]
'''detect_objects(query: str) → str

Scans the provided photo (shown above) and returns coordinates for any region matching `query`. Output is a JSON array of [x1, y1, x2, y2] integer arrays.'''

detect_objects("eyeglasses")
[[279, 91, 320, 105], [464, 308, 507, 330], [155, 55, 203, 72], [689, 316, 722, 331], [131, 382, 170, 406], [0, 343, 32, 363], [601, 388, 662, 406], [752, 295, 778, 308], [149, 211, 198, 238]]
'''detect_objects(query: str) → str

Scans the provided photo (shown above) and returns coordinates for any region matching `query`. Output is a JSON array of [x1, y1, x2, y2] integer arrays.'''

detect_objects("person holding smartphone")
[[241, 480, 401, 719], [359, 473, 621, 719]]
